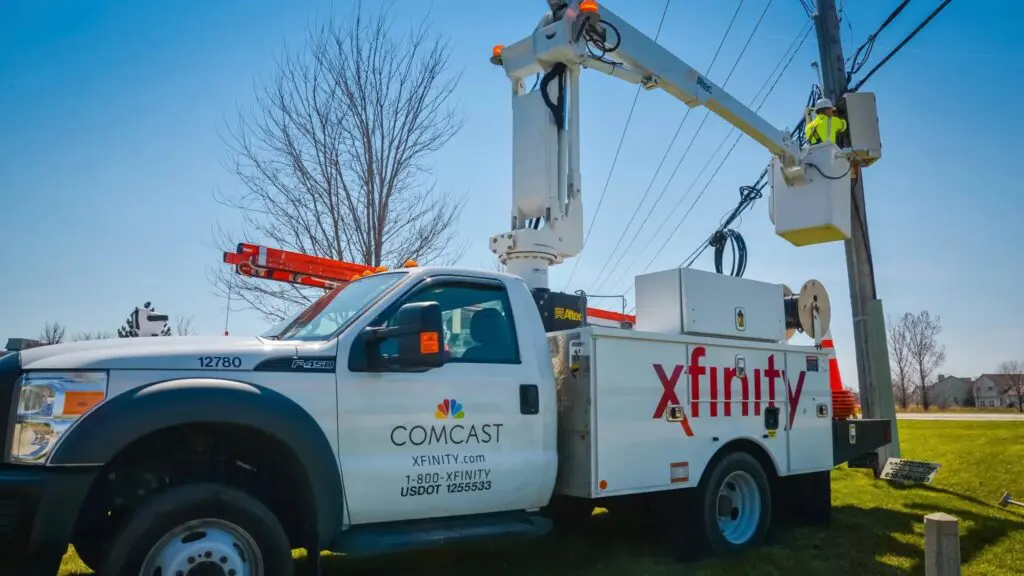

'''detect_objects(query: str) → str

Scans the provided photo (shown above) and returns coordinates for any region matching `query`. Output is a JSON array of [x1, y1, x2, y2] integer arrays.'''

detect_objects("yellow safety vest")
[[805, 115, 848, 145]]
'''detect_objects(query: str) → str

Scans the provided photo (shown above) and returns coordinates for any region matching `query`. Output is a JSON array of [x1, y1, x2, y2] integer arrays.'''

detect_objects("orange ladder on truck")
[[222, 242, 636, 326]]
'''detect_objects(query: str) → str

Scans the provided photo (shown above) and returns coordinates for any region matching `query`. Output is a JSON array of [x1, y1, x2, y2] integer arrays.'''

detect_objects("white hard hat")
[[814, 98, 834, 111]]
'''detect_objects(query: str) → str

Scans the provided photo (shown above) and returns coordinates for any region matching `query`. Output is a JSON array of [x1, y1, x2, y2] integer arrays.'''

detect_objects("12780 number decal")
[[198, 356, 242, 368]]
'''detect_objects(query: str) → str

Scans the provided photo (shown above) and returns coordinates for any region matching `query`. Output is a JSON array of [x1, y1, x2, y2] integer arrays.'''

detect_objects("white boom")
[[489, 0, 879, 290]]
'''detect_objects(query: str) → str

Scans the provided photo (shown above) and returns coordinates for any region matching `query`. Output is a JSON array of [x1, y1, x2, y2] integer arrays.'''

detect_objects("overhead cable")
[[676, 84, 820, 272], [591, 0, 774, 294], [583, 0, 748, 293], [850, 0, 954, 92], [562, 0, 673, 289], [611, 20, 814, 297], [846, 0, 911, 80]]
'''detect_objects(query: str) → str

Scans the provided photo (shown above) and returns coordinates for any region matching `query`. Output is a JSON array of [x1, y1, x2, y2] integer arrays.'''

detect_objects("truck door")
[[338, 275, 549, 525]]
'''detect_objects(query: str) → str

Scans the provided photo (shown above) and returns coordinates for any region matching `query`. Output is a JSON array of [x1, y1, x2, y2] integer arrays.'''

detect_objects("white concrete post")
[[924, 512, 961, 576]]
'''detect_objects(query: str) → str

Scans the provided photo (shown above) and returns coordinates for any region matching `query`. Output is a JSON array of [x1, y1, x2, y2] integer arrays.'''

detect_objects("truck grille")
[[0, 353, 20, 458]]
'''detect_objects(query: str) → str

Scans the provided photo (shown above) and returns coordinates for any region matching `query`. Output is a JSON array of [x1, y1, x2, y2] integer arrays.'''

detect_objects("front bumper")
[[0, 464, 96, 575]]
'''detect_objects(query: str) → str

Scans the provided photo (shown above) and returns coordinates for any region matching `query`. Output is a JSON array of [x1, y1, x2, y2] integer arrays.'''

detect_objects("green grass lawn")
[[60, 420, 1024, 575], [896, 406, 1021, 414]]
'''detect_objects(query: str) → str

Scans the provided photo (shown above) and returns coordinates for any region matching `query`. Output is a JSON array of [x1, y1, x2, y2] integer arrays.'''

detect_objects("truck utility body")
[[554, 326, 832, 499]]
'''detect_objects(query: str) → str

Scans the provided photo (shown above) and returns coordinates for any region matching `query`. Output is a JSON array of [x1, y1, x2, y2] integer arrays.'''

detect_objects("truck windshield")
[[262, 271, 408, 341]]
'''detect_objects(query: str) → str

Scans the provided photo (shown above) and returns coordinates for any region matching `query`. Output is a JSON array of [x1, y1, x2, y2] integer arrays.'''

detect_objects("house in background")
[[973, 374, 1020, 408], [930, 374, 974, 408]]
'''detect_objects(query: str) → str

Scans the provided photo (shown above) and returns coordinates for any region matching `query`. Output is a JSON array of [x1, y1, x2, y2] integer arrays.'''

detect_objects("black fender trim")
[[48, 378, 342, 548]]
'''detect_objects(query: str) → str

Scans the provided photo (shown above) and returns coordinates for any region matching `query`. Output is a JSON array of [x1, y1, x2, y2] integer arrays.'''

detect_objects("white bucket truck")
[[0, 2, 891, 575]]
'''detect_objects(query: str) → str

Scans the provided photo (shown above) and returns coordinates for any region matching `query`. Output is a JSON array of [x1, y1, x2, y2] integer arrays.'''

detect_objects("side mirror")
[[363, 301, 445, 371]]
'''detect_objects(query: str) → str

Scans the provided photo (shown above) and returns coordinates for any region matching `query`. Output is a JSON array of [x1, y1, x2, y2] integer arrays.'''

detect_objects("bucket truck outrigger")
[[0, 2, 892, 575]]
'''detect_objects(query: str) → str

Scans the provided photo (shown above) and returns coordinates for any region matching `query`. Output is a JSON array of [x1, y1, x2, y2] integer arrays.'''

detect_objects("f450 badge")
[[292, 359, 335, 370]]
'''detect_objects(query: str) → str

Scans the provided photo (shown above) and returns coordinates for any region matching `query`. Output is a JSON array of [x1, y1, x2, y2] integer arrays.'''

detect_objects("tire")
[[99, 483, 293, 576], [695, 451, 772, 557]]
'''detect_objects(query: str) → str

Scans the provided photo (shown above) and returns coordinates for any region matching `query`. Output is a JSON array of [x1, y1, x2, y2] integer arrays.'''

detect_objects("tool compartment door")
[[784, 351, 834, 473], [591, 333, 788, 496]]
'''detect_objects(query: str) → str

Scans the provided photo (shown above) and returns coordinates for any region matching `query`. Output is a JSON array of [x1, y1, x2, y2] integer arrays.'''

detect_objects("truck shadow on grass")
[[300, 503, 1024, 576]]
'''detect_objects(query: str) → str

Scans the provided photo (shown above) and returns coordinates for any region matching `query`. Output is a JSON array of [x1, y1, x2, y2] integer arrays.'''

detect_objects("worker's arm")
[[805, 116, 821, 142]]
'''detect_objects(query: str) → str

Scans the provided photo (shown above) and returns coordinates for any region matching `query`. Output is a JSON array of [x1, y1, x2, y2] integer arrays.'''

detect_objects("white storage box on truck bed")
[[548, 326, 834, 499]]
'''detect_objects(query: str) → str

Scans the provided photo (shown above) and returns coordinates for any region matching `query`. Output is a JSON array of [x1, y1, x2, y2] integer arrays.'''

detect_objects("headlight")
[[9, 371, 107, 464]]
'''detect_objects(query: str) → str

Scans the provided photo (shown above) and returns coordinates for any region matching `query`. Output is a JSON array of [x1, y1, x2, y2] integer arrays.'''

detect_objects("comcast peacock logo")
[[435, 399, 465, 420]]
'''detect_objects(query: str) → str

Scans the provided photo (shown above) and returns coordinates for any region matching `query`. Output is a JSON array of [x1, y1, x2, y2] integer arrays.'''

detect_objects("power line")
[[671, 46, 819, 272], [850, 0, 954, 92], [669, 0, 954, 293], [840, 0, 855, 47], [592, 0, 776, 294], [562, 0, 673, 289], [610, 19, 814, 298], [846, 0, 910, 79], [614, 21, 815, 305], [673, 30, 818, 271], [583, 0, 748, 293], [674, 85, 819, 271], [624, 0, 955, 313]]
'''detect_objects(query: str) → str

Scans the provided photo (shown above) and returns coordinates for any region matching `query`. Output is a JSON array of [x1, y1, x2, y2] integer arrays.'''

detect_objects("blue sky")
[[1, 0, 1020, 388]]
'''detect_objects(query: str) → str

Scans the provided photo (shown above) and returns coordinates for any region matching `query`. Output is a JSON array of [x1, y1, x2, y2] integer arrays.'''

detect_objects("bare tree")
[[905, 310, 945, 411], [38, 321, 66, 345], [886, 313, 914, 409], [175, 316, 198, 336], [211, 3, 467, 322], [73, 330, 114, 341], [997, 360, 1024, 412]]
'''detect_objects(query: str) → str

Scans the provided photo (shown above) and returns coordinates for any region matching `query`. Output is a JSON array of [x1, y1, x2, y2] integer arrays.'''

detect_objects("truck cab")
[[328, 268, 559, 525]]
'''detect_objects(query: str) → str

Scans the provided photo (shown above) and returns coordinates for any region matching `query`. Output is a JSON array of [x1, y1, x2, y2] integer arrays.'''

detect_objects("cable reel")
[[782, 279, 831, 345]]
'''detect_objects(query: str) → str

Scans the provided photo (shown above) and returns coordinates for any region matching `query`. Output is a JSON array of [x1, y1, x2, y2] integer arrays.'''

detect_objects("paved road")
[[896, 412, 1024, 421]]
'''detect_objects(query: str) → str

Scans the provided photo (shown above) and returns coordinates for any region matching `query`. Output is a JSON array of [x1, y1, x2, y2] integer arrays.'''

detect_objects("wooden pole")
[[813, 0, 901, 477], [924, 512, 961, 576]]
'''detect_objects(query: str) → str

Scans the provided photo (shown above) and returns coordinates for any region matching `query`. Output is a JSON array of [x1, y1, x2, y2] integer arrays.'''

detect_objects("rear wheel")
[[695, 451, 772, 556], [99, 483, 293, 576]]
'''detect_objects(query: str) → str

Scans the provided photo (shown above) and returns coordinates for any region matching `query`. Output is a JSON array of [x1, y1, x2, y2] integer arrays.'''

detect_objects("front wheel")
[[99, 483, 293, 576], [696, 451, 772, 556]]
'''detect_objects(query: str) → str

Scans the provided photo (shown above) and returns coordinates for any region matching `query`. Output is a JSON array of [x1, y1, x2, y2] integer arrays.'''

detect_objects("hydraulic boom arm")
[[490, 0, 872, 290], [554, 2, 803, 164]]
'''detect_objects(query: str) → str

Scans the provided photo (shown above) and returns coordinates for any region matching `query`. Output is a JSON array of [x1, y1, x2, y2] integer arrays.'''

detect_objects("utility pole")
[[813, 0, 900, 475]]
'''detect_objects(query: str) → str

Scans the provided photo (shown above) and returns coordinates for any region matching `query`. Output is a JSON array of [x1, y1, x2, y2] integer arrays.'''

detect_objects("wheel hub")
[[142, 518, 263, 576], [189, 564, 228, 576], [715, 471, 761, 545]]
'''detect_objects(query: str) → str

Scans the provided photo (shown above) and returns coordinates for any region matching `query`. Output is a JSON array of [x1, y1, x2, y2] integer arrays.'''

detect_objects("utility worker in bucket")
[[805, 98, 848, 146]]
